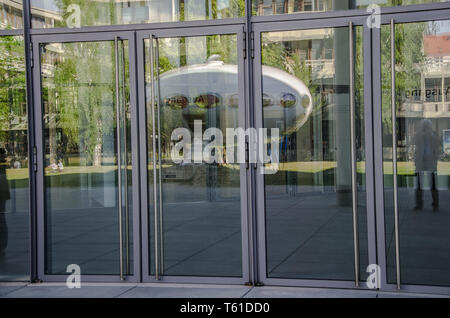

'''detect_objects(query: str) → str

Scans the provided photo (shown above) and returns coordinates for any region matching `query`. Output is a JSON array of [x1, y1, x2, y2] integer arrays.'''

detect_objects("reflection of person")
[[0, 148, 10, 257], [50, 162, 58, 173], [413, 119, 441, 211], [57, 159, 64, 172]]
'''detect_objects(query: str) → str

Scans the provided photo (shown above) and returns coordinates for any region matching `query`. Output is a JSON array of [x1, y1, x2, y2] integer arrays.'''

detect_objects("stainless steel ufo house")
[[150, 57, 313, 136]]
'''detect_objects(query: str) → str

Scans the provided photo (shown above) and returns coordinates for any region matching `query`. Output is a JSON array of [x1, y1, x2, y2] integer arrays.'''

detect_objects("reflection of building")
[[30, 2, 62, 28], [396, 33, 450, 160], [399, 33, 450, 118], [1, 0, 62, 29], [0, 0, 23, 29], [31, 0, 242, 28], [264, 28, 352, 162], [254, 0, 350, 15]]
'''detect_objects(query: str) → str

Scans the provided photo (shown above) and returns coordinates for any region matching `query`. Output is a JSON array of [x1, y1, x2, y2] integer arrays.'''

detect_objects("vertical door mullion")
[[127, 32, 142, 283], [244, 0, 257, 286], [237, 27, 251, 284], [372, 24, 390, 291], [32, 39, 45, 280], [362, 24, 378, 279], [252, 27, 267, 285], [136, 32, 151, 282]]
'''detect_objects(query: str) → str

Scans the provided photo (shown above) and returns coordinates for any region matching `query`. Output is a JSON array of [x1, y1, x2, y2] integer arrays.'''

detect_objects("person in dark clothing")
[[412, 119, 441, 211], [0, 148, 10, 257]]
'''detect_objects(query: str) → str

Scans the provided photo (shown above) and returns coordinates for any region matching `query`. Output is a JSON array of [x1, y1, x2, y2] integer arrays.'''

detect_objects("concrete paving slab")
[[1, 284, 135, 298], [377, 291, 450, 298], [1, 283, 449, 298], [0, 284, 27, 297], [119, 285, 251, 298], [244, 286, 378, 298]]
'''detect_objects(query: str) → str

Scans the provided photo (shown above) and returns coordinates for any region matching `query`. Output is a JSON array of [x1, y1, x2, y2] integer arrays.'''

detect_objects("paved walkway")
[[0, 283, 449, 298]]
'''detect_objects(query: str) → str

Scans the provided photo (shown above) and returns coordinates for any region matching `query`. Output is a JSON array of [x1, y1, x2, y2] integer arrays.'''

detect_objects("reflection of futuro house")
[[152, 58, 313, 136], [148, 58, 313, 180]]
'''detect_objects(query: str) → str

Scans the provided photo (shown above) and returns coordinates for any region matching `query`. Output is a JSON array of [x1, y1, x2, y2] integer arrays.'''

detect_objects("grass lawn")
[[5, 161, 450, 181]]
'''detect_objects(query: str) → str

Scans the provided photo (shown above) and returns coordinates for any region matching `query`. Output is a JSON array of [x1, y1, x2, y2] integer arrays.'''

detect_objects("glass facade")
[[0, 0, 449, 293], [0, 35, 29, 281], [31, 0, 245, 29], [252, 0, 450, 16]]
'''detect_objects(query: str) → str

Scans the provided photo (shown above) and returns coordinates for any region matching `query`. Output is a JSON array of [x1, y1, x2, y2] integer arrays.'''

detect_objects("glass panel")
[[146, 34, 242, 277], [0, 35, 28, 281], [252, 0, 450, 16], [31, 0, 245, 29], [41, 40, 133, 275], [261, 27, 367, 281], [0, 0, 23, 30], [382, 20, 450, 287]]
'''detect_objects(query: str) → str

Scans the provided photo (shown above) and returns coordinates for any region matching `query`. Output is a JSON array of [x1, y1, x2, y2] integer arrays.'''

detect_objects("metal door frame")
[[252, 15, 378, 289], [136, 24, 251, 284], [22, 1, 450, 291], [32, 31, 141, 283], [373, 7, 450, 295]]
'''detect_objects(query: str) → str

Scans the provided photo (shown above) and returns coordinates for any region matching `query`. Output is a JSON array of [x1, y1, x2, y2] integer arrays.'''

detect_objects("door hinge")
[[250, 31, 255, 59], [33, 146, 37, 172], [243, 30, 247, 59], [29, 42, 34, 68], [245, 136, 249, 170]]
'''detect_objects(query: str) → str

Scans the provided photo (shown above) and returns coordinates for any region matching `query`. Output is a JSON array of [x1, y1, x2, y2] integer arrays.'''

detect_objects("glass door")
[[253, 19, 375, 287], [137, 26, 250, 283], [375, 11, 450, 291], [33, 32, 139, 282]]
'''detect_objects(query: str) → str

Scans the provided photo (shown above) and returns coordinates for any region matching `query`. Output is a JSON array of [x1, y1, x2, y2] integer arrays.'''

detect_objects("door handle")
[[120, 39, 130, 276], [155, 37, 164, 276], [149, 35, 162, 280], [390, 19, 401, 290], [114, 36, 125, 281], [349, 22, 360, 287]]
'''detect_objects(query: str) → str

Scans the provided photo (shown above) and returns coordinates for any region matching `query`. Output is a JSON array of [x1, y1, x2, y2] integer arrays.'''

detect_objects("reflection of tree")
[[381, 22, 428, 133], [0, 36, 27, 162], [45, 42, 116, 166], [179, 0, 244, 21], [355, 28, 364, 157], [53, 0, 244, 27], [54, 0, 120, 27]]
